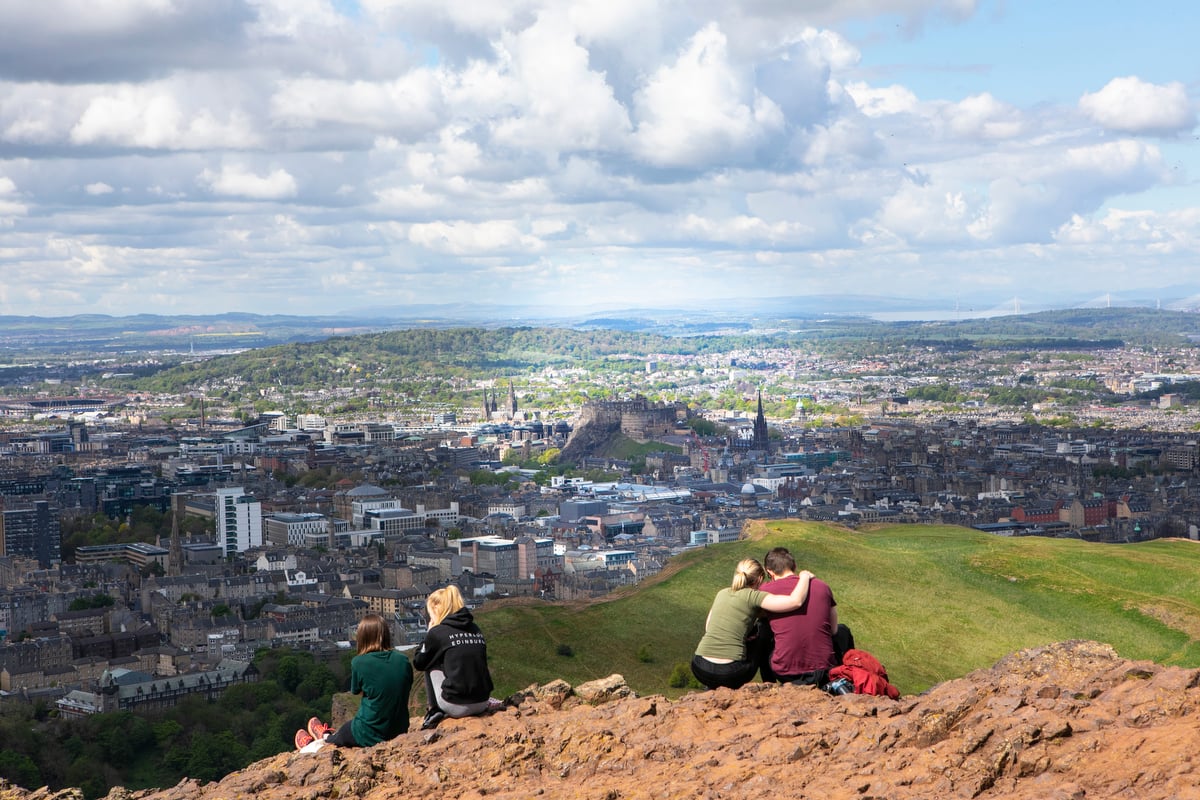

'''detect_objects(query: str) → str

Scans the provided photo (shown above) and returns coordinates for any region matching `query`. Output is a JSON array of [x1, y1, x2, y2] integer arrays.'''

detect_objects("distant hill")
[[479, 520, 1200, 697], [71, 306, 1199, 395], [2, 304, 1198, 358]]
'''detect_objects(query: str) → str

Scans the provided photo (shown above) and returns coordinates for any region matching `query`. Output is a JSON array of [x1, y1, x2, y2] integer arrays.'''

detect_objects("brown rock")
[[520, 678, 573, 709], [574, 674, 635, 704], [4, 641, 1200, 800], [0, 789, 84, 800], [330, 691, 359, 727]]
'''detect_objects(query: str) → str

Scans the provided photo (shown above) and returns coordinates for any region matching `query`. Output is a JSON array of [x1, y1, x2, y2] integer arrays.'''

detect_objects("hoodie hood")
[[441, 606, 476, 630]]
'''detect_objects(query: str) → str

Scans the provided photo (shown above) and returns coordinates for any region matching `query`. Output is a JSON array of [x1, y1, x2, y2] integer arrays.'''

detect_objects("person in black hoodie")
[[413, 585, 498, 729]]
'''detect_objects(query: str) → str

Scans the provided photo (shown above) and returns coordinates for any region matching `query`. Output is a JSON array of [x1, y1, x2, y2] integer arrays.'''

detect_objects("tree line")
[[0, 648, 349, 799]]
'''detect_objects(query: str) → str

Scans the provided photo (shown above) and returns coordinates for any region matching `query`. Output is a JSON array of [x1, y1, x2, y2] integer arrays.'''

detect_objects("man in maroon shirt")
[[758, 547, 851, 685]]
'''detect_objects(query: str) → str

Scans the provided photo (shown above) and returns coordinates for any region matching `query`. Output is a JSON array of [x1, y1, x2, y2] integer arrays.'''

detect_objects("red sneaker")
[[307, 717, 334, 739], [295, 729, 315, 750]]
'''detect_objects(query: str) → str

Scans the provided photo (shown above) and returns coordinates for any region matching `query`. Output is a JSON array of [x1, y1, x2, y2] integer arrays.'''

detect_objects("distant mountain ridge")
[[0, 301, 1198, 356]]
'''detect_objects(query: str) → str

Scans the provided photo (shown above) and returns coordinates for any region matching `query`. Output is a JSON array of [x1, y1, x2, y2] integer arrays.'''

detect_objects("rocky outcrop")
[[559, 416, 621, 464], [5, 641, 1200, 800]]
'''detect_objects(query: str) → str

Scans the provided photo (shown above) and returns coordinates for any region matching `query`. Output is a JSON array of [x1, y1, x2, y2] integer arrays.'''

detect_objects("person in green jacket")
[[296, 613, 413, 749]]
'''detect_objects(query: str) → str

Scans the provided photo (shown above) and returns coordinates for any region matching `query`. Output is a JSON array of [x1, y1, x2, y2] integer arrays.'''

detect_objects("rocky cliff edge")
[[4, 640, 1199, 800]]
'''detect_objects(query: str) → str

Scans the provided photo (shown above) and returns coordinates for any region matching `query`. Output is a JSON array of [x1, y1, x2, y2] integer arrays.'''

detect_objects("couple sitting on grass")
[[295, 585, 502, 751], [692, 547, 855, 692]]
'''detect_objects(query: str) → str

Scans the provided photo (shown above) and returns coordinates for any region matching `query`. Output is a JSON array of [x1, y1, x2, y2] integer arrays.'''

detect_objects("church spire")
[[752, 390, 769, 452], [168, 492, 188, 577]]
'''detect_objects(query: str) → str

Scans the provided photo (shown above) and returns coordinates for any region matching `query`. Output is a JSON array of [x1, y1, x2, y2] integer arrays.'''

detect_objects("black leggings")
[[326, 720, 358, 747], [691, 654, 758, 690]]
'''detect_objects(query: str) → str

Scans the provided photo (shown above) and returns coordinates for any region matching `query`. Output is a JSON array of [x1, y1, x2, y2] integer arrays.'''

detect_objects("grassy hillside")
[[479, 521, 1200, 697], [604, 435, 683, 460]]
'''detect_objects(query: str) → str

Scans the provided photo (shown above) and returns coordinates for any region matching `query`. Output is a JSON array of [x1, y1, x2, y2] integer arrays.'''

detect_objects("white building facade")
[[215, 487, 263, 557]]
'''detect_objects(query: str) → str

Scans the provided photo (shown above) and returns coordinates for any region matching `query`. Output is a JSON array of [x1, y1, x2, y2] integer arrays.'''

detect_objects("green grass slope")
[[479, 521, 1200, 697], [604, 435, 683, 460]]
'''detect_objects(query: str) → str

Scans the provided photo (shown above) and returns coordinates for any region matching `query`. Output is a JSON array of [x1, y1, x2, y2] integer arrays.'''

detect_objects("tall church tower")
[[508, 379, 518, 419], [168, 492, 188, 576], [752, 390, 770, 452]]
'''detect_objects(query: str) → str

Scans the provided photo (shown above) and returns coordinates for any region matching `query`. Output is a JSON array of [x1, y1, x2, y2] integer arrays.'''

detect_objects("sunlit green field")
[[480, 521, 1200, 697]]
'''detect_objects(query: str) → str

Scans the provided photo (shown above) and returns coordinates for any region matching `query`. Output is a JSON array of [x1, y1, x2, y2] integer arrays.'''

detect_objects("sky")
[[0, 0, 1198, 318]]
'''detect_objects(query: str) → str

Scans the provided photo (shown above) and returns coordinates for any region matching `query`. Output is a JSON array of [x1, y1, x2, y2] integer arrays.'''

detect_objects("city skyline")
[[0, 1, 1197, 317]]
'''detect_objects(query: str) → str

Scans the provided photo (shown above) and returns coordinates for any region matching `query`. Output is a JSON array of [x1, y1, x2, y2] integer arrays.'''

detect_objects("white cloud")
[[198, 165, 298, 199], [489, 12, 633, 152], [0, 1, 213, 38], [793, 26, 861, 71], [270, 69, 445, 136], [530, 219, 568, 237], [428, 128, 483, 176], [632, 23, 785, 168], [0, 176, 28, 223], [362, 0, 540, 39], [972, 140, 1165, 244], [680, 213, 815, 246], [876, 181, 979, 244], [247, 0, 347, 39], [942, 93, 1025, 140], [1057, 207, 1200, 255], [567, 0, 662, 48], [85, 182, 115, 195], [803, 117, 882, 165], [0, 0, 255, 82], [407, 220, 544, 254], [845, 82, 919, 117], [1080, 77, 1195, 135], [69, 83, 261, 149]]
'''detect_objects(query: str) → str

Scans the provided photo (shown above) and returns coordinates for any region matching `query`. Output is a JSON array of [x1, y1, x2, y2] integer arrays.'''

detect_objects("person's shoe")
[[420, 709, 446, 730], [486, 697, 506, 713], [307, 717, 334, 740], [294, 729, 315, 749]]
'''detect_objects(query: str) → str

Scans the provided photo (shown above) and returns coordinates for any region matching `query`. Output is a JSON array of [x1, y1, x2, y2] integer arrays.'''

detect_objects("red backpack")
[[828, 649, 900, 699]]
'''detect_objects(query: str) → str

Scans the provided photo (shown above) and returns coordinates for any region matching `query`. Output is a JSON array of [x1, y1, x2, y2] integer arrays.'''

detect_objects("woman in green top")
[[296, 613, 413, 749], [691, 558, 813, 690]]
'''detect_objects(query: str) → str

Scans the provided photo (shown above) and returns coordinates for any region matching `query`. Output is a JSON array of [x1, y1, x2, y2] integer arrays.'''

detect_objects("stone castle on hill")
[[573, 397, 685, 441], [560, 397, 686, 464]]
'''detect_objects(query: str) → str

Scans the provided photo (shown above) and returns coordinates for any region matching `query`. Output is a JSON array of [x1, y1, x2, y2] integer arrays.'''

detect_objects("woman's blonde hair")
[[355, 613, 392, 654], [426, 585, 466, 627], [730, 558, 767, 592]]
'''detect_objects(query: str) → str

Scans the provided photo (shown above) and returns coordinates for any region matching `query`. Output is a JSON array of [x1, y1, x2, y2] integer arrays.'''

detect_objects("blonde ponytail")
[[730, 558, 766, 591]]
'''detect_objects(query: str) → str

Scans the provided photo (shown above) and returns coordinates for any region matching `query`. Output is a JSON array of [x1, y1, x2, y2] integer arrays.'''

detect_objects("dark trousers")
[[745, 617, 776, 681], [326, 720, 357, 747], [833, 623, 855, 664], [691, 654, 758, 690], [757, 623, 856, 685]]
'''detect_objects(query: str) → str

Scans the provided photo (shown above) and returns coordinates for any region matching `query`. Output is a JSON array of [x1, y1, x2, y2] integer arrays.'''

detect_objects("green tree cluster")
[[61, 506, 210, 563], [68, 594, 115, 611], [906, 384, 968, 404], [0, 648, 347, 799]]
